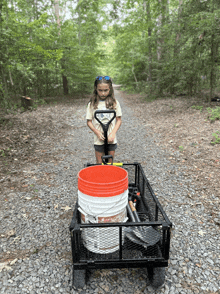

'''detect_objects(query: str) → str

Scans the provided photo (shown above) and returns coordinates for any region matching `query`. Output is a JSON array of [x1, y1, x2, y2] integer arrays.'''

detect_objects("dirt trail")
[[0, 88, 220, 294]]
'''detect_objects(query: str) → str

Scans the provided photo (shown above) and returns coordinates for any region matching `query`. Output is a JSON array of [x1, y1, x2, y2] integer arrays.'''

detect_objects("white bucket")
[[77, 165, 128, 254]]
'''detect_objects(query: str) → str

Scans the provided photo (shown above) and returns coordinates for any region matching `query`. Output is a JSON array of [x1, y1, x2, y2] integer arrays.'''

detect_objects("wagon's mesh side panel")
[[122, 224, 163, 259], [122, 164, 166, 222], [81, 225, 122, 256], [77, 223, 164, 262], [122, 164, 136, 186], [138, 166, 166, 222], [79, 226, 122, 260]]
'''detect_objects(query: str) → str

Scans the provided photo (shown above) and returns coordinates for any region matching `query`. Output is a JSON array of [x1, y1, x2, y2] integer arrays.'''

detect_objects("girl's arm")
[[87, 120, 105, 141], [108, 116, 122, 143]]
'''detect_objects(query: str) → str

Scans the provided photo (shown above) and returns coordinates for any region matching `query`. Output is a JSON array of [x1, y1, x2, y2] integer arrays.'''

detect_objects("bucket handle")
[[78, 207, 98, 223], [79, 206, 129, 224], [86, 191, 127, 218]]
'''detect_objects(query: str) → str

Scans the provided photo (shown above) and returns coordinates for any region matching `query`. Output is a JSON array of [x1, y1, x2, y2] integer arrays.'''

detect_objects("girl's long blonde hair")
[[89, 77, 116, 109]]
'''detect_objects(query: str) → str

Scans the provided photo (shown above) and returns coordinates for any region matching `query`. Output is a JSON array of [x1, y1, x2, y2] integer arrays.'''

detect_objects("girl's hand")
[[108, 133, 115, 143], [96, 130, 105, 141]]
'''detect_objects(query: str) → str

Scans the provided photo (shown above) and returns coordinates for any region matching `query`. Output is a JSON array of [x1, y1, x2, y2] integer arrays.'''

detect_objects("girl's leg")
[[108, 150, 115, 164], [95, 150, 115, 164], [95, 151, 104, 164]]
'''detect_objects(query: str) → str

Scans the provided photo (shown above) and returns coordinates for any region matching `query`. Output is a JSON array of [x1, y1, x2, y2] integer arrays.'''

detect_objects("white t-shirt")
[[86, 100, 122, 145]]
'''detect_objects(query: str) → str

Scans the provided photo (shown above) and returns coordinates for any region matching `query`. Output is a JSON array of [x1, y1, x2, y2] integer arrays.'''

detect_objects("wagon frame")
[[69, 162, 172, 289]]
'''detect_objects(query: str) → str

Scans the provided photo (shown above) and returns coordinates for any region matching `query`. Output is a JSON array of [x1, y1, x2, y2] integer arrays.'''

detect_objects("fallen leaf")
[[54, 204, 59, 209], [6, 229, 16, 238], [10, 258, 18, 265], [0, 262, 12, 273], [6, 137, 13, 143], [10, 236, 21, 245], [61, 206, 71, 211], [22, 185, 28, 188], [198, 230, 205, 236]]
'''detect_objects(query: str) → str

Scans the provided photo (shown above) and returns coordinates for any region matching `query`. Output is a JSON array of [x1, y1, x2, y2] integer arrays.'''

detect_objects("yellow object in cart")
[[102, 162, 123, 166]]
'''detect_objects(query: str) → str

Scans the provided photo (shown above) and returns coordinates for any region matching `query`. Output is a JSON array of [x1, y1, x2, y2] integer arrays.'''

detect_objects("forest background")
[[1, 0, 220, 109]]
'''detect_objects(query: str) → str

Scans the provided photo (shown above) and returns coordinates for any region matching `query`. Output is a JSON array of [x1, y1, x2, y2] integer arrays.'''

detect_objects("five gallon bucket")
[[78, 165, 128, 254]]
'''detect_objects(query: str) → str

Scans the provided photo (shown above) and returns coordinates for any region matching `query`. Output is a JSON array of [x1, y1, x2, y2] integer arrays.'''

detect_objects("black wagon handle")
[[94, 110, 116, 161], [102, 155, 113, 165], [94, 110, 116, 127]]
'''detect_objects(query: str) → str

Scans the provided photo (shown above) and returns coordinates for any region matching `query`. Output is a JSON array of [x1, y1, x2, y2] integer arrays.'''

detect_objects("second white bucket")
[[78, 165, 128, 254]]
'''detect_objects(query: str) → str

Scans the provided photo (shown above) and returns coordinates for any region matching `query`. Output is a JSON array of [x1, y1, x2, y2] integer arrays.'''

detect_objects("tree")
[[108, 0, 220, 100], [0, 0, 106, 107]]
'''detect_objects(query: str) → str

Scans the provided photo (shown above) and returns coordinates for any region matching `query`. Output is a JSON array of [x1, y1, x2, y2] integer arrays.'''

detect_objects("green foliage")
[[108, 0, 220, 98], [32, 98, 47, 110], [211, 131, 220, 145], [0, 0, 105, 108], [207, 107, 220, 122], [191, 105, 204, 112], [1, 0, 220, 106], [0, 150, 6, 157], [179, 146, 184, 151], [0, 148, 11, 157]]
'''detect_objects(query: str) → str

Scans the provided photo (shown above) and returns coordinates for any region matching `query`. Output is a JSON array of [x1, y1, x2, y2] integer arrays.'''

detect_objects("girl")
[[86, 76, 122, 164]]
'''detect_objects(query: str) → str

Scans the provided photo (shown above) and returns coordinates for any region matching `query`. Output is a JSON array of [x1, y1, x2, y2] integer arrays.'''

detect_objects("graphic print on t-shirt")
[[96, 106, 112, 123]]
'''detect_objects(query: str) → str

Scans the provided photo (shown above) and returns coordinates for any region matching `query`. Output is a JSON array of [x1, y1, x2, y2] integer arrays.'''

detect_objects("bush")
[[207, 107, 220, 122], [211, 131, 220, 145]]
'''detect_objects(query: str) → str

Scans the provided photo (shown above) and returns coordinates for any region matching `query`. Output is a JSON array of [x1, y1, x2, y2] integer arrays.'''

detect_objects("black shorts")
[[94, 144, 117, 153]]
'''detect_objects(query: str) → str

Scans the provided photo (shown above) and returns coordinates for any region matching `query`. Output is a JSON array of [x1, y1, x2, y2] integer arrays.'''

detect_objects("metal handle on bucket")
[[78, 207, 98, 223], [79, 206, 129, 224], [86, 192, 127, 218]]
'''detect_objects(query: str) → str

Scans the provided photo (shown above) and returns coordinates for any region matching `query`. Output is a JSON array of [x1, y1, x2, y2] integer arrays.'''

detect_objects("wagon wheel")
[[73, 268, 86, 289], [147, 266, 165, 289]]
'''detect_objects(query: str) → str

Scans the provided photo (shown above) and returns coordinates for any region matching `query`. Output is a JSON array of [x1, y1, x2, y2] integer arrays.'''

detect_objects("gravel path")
[[0, 89, 219, 294]]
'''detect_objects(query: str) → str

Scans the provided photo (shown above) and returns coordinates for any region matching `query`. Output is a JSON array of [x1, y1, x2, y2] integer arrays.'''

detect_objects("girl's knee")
[[95, 151, 104, 164], [108, 151, 115, 163]]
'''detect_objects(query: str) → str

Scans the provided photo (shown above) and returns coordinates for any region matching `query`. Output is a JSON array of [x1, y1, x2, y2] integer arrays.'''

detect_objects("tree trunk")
[[21, 96, 33, 109], [55, 0, 60, 32], [132, 65, 138, 84], [210, 34, 218, 103], [157, 0, 167, 95], [157, 0, 166, 61], [0, 65, 8, 98], [175, 0, 183, 50], [54, 0, 68, 95], [23, 85, 27, 96], [171, 0, 183, 94], [147, 1, 152, 82], [77, 0, 81, 45], [62, 74, 69, 95]]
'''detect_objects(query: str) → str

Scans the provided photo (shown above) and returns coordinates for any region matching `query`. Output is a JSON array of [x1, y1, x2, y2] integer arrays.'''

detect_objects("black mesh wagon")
[[69, 111, 172, 289]]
